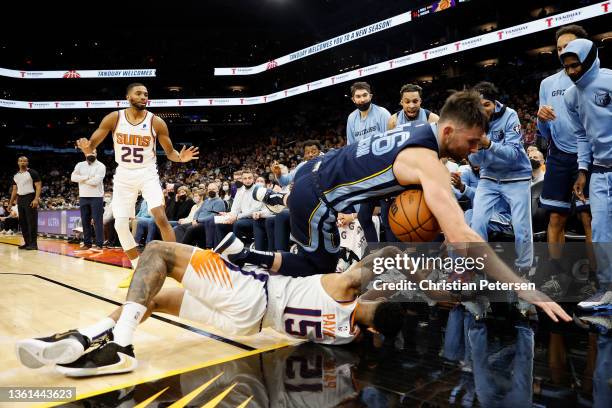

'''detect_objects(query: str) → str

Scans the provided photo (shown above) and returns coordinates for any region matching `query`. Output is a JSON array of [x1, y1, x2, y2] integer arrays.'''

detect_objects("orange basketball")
[[388, 189, 440, 242]]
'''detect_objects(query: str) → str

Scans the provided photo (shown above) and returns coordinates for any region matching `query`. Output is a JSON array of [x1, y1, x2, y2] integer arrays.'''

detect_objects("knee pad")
[[114, 217, 137, 250]]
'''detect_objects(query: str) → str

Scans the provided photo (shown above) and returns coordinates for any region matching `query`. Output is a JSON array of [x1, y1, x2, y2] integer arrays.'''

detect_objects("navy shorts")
[[540, 142, 589, 213], [287, 158, 340, 254]]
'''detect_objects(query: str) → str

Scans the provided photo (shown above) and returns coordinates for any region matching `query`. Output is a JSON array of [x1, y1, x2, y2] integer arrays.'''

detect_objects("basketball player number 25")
[[121, 146, 144, 163]]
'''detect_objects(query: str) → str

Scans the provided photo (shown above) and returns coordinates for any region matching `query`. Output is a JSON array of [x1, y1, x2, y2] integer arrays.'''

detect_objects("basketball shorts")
[[540, 142, 589, 213], [111, 165, 164, 218], [179, 248, 269, 336]]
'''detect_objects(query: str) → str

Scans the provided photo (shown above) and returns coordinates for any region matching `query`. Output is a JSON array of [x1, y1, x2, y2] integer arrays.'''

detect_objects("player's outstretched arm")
[[154, 116, 199, 163], [414, 150, 571, 322], [76, 111, 117, 155]]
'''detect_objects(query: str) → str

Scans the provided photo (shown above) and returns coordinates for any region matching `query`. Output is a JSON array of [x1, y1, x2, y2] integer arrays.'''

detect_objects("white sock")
[[112, 302, 147, 347], [77, 317, 116, 341], [130, 256, 139, 270]]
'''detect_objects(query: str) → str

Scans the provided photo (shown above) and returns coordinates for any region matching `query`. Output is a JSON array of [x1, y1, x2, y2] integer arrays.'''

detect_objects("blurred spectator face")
[[208, 183, 219, 198], [222, 182, 229, 192], [242, 172, 254, 188], [233, 172, 242, 182], [400, 91, 422, 119], [303, 144, 321, 161], [479, 98, 496, 119], [527, 146, 539, 154], [529, 150, 545, 165], [177, 186, 189, 200], [104, 193, 112, 204], [557, 33, 578, 55], [256, 176, 265, 185]]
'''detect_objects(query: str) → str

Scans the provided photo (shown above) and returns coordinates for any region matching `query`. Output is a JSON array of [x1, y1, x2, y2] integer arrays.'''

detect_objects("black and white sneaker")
[[214, 232, 248, 266], [252, 185, 286, 214], [56, 341, 137, 377], [16, 330, 90, 369]]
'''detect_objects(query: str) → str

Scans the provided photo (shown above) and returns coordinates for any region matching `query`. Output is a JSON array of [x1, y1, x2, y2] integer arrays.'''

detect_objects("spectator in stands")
[[469, 82, 533, 274], [180, 183, 225, 248], [215, 169, 266, 247], [8, 156, 41, 250], [133, 199, 152, 246], [71, 149, 106, 251], [529, 150, 546, 183], [146, 185, 194, 243], [0, 201, 18, 235], [173, 189, 204, 243]]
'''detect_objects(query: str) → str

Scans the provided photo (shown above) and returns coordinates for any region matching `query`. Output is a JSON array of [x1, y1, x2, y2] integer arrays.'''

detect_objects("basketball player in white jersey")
[[76, 83, 199, 287], [16, 244, 407, 376], [17, 240, 571, 376]]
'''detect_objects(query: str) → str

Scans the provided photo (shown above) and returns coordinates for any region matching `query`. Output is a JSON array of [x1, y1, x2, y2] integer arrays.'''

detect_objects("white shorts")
[[111, 165, 164, 218], [179, 248, 269, 336]]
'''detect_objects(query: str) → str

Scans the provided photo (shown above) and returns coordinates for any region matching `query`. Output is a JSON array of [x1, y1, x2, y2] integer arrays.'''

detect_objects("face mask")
[[356, 101, 371, 112], [223, 185, 229, 191], [530, 159, 541, 170], [86, 155, 96, 163], [104, 196, 111, 204], [208, 191, 217, 198], [178, 194, 186, 200], [235, 181, 243, 188], [193, 196, 201, 204], [243, 181, 253, 189]]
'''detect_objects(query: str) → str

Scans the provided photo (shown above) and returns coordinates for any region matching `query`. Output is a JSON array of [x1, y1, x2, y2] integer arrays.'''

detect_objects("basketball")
[[388, 189, 440, 242]]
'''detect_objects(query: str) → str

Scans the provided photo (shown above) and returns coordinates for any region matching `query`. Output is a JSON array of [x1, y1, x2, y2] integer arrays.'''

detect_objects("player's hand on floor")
[[179, 145, 199, 162]]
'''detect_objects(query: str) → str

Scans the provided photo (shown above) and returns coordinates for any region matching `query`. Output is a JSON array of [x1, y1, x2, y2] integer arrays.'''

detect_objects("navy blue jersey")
[[316, 122, 439, 212]]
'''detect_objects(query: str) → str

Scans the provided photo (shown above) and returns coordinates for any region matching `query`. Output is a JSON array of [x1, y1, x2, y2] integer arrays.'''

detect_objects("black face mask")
[[355, 101, 371, 112], [208, 191, 217, 198], [86, 155, 96, 163], [243, 182, 253, 189], [234, 181, 243, 188], [530, 159, 541, 170], [178, 194, 186, 201]]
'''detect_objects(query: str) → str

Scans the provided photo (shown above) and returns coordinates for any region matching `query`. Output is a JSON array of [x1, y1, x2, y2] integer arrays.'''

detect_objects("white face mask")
[[104, 196, 111, 204], [193, 196, 201, 204], [223, 185, 229, 191]]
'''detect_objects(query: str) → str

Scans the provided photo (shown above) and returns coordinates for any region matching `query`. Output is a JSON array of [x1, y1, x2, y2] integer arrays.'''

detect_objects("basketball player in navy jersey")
[[388, 83, 440, 130], [214, 91, 570, 322], [76, 83, 199, 287]]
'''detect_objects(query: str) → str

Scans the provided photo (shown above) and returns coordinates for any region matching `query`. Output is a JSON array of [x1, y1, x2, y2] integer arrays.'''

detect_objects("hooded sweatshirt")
[[468, 101, 532, 182], [561, 38, 612, 170]]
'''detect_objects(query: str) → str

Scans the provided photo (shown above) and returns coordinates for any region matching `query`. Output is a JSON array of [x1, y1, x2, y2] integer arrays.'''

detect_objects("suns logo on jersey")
[[115, 133, 152, 147]]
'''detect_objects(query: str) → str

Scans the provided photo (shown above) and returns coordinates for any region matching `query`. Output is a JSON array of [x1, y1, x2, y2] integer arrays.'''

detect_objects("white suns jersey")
[[263, 274, 359, 345], [112, 110, 157, 169]]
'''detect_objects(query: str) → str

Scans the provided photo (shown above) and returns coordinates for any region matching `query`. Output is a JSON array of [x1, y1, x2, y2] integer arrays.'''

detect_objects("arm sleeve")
[[229, 190, 243, 216], [28, 169, 42, 182], [70, 164, 88, 182], [461, 172, 477, 202], [86, 163, 106, 186], [565, 90, 592, 170], [468, 150, 484, 167], [379, 107, 391, 131], [346, 116, 355, 145], [487, 112, 526, 161], [536, 81, 552, 141]]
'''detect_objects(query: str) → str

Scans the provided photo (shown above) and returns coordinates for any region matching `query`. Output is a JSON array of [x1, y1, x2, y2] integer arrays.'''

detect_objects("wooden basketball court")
[[0, 238, 296, 407]]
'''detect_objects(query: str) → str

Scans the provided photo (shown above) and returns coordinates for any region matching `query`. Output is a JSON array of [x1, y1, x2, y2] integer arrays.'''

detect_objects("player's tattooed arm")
[[126, 242, 176, 305], [77, 111, 117, 154]]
